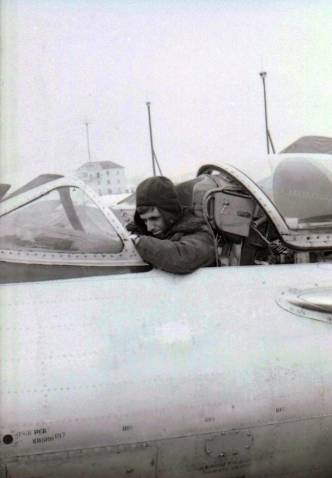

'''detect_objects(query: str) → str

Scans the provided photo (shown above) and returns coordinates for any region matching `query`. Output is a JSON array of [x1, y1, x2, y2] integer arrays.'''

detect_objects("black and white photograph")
[[1, 0, 332, 476]]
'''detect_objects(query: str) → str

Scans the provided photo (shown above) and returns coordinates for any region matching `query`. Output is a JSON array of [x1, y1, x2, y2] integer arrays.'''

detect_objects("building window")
[[108, 188, 112, 194], [116, 170, 119, 175], [83, 172, 88, 178], [118, 188, 121, 193], [97, 172, 100, 178], [98, 189, 102, 196], [90, 174, 93, 178], [97, 181, 101, 185], [107, 180, 110, 185], [106, 170, 110, 176], [117, 179, 120, 184]]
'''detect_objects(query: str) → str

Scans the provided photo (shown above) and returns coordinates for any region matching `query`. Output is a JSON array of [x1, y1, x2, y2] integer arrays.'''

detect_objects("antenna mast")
[[146, 102, 162, 176], [259, 72, 275, 154], [85, 121, 92, 162]]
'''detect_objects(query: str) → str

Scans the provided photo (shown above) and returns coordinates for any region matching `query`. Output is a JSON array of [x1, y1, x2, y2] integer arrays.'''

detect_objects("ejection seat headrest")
[[175, 175, 221, 217]]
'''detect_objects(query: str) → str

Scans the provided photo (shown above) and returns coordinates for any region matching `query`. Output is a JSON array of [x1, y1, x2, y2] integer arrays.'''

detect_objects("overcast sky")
[[1, 0, 332, 190]]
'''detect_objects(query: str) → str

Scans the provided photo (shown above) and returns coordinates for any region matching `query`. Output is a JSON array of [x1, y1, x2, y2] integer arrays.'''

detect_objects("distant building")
[[73, 161, 134, 196]]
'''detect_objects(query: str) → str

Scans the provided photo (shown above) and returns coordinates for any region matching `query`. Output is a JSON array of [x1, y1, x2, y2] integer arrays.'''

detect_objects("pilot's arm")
[[134, 230, 215, 274]]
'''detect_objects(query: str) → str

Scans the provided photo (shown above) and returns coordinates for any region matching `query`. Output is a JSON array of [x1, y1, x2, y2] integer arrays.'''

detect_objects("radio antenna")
[[259, 72, 275, 154], [146, 102, 162, 175], [84, 120, 92, 162]]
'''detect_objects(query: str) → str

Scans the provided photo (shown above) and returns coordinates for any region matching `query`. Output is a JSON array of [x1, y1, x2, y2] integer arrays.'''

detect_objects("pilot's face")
[[139, 207, 167, 237]]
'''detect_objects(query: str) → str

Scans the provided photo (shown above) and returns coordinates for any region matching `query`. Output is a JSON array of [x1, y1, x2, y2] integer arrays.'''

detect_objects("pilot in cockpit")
[[126, 176, 215, 274]]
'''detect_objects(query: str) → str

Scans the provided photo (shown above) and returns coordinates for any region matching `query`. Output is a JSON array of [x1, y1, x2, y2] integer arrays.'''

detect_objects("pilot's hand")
[[130, 234, 140, 246]]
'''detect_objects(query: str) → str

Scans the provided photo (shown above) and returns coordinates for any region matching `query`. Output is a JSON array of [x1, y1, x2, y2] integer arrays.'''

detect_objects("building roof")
[[76, 161, 124, 171], [117, 191, 136, 205]]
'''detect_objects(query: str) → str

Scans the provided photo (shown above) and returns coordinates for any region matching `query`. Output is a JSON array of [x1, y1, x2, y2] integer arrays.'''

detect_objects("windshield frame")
[[0, 177, 146, 267]]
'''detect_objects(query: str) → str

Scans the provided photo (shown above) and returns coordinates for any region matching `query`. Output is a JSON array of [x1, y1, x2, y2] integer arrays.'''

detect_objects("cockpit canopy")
[[249, 155, 332, 230]]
